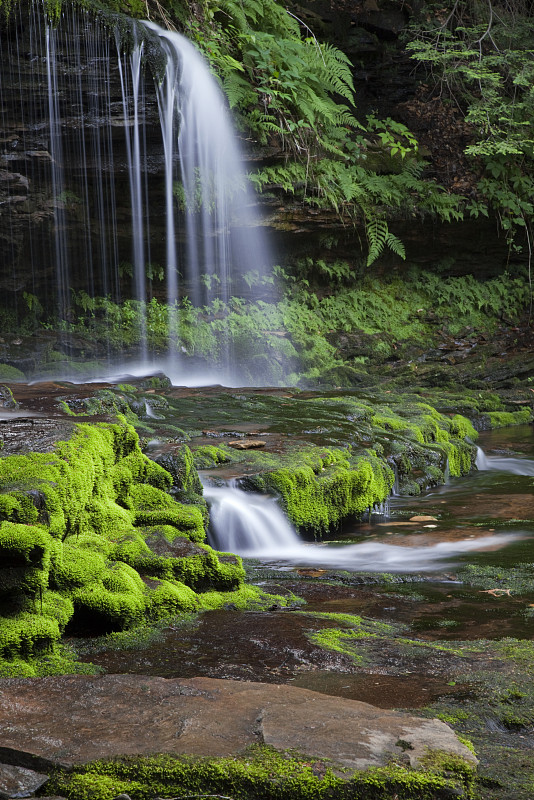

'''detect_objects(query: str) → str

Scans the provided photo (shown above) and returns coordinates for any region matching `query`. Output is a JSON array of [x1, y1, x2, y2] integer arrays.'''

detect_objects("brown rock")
[[0, 675, 476, 773], [227, 439, 266, 450], [409, 515, 438, 522]]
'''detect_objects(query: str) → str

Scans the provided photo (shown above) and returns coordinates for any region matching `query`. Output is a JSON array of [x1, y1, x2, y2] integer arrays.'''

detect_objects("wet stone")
[[0, 764, 49, 799]]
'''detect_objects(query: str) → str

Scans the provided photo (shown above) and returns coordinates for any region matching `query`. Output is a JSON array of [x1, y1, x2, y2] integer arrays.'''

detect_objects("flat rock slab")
[[0, 675, 475, 773]]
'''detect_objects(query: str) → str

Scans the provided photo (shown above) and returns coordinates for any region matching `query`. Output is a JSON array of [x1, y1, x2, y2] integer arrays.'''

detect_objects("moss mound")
[[0, 421, 247, 669]]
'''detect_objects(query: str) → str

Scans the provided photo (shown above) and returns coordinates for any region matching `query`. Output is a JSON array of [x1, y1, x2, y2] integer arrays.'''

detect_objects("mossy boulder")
[[247, 448, 394, 535], [0, 421, 248, 666]]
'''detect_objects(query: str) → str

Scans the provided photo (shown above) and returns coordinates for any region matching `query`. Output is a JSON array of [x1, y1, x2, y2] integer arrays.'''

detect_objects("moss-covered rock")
[[46, 744, 475, 800], [0, 420, 251, 668], [251, 448, 394, 534]]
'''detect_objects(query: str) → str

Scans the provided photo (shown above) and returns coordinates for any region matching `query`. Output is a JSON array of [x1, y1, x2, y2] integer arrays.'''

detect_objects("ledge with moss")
[[0, 419, 279, 675], [47, 745, 476, 800], [196, 398, 480, 533]]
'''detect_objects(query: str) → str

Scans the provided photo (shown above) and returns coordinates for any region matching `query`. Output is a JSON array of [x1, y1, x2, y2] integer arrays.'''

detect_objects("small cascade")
[[476, 446, 534, 476], [205, 484, 300, 555], [204, 483, 514, 572]]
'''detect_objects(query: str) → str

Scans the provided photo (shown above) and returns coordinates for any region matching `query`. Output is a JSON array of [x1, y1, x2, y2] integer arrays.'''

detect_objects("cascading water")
[[476, 446, 534, 476], [143, 22, 272, 377], [204, 483, 514, 571], [0, 3, 273, 384]]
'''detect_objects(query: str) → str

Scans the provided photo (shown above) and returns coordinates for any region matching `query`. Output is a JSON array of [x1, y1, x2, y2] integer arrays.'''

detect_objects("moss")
[[0, 612, 60, 657], [250, 448, 394, 534], [303, 613, 398, 664], [449, 415, 478, 440], [192, 444, 233, 469], [71, 562, 146, 632], [145, 578, 199, 618], [442, 439, 474, 478], [0, 522, 52, 595], [51, 545, 108, 590], [0, 419, 252, 663], [134, 504, 205, 542], [41, 590, 75, 630], [198, 583, 288, 611], [0, 364, 25, 380], [486, 409, 533, 428], [46, 744, 475, 800]]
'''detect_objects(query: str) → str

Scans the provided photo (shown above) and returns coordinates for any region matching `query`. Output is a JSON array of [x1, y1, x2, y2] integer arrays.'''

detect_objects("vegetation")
[[406, 0, 534, 270], [14, 266, 524, 388], [46, 744, 475, 800], [0, 420, 285, 675]]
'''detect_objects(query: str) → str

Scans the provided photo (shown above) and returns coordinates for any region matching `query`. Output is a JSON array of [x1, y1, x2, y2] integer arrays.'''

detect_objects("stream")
[[80, 423, 534, 712]]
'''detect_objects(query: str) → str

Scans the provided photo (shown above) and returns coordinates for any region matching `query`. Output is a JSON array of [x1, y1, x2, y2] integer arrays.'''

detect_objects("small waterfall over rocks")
[[203, 482, 514, 571], [476, 446, 534, 476], [0, 2, 273, 384]]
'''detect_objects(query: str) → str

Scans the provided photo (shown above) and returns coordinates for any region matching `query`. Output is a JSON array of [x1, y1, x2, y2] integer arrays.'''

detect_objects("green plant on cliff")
[[169, 0, 463, 264]]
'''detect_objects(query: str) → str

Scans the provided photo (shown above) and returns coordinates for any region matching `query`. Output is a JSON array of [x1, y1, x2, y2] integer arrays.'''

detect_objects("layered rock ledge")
[[0, 674, 475, 772]]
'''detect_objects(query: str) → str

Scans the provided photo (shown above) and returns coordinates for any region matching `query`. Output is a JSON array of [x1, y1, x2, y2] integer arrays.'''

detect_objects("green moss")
[[0, 612, 60, 657], [0, 522, 52, 595], [0, 364, 25, 380], [46, 744, 474, 800], [303, 613, 397, 664], [41, 590, 75, 630], [71, 562, 146, 632], [192, 444, 233, 469], [134, 504, 205, 542], [0, 419, 252, 663], [486, 409, 533, 428], [145, 578, 199, 617], [51, 545, 108, 590], [198, 583, 288, 611], [250, 448, 394, 534], [449, 415, 478, 440]]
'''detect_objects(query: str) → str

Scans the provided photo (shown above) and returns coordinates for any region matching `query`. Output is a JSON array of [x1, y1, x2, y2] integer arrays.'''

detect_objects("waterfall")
[[476, 446, 534, 476], [0, 4, 273, 384], [143, 22, 272, 376], [204, 483, 515, 571], [205, 484, 301, 555]]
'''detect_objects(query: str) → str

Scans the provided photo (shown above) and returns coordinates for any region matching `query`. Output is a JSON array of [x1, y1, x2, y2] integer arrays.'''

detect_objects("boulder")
[[0, 674, 476, 773]]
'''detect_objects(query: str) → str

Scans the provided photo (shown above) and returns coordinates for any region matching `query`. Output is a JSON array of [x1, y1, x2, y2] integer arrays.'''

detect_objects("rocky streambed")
[[0, 380, 533, 799]]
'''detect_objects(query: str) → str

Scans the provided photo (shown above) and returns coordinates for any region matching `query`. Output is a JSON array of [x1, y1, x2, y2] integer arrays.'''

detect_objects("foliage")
[[54, 266, 533, 387], [47, 744, 475, 800], [177, 0, 464, 264], [407, 1, 534, 266], [0, 421, 252, 671]]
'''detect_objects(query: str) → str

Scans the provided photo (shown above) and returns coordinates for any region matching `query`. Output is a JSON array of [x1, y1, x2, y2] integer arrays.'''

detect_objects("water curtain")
[[1, 3, 272, 382]]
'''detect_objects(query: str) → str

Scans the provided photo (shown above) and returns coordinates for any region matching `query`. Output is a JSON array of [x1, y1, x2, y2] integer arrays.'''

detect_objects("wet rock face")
[[0, 674, 476, 772], [0, 2, 164, 309]]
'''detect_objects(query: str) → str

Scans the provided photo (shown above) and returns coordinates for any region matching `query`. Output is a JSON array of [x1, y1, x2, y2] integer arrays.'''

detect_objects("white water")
[[476, 446, 534, 476], [144, 22, 273, 377], [204, 484, 514, 572]]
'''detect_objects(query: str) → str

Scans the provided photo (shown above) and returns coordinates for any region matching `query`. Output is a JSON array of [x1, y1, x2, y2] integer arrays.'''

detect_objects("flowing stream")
[[83, 424, 534, 696], [205, 427, 534, 572], [204, 482, 516, 572]]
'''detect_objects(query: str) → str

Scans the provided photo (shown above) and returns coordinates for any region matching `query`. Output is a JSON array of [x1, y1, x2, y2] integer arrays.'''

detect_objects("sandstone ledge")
[[0, 674, 475, 774]]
